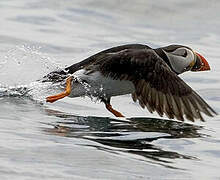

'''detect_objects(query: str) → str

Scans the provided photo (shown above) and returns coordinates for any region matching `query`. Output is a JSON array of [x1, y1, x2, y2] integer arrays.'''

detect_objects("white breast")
[[69, 69, 135, 98]]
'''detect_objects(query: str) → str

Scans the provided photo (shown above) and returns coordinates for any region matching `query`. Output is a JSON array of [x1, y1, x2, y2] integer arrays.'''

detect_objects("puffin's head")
[[160, 45, 210, 74]]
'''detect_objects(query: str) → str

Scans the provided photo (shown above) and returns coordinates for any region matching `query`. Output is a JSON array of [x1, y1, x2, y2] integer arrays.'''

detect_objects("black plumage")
[[44, 44, 217, 121]]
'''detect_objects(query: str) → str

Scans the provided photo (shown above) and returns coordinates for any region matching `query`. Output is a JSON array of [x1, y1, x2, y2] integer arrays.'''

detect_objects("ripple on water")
[[42, 110, 203, 169]]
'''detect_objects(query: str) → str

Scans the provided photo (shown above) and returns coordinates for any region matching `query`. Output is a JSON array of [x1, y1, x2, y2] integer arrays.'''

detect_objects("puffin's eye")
[[183, 50, 187, 57]]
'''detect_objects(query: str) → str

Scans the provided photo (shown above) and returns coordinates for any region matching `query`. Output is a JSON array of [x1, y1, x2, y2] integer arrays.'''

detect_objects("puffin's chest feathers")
[[69, 69, 135, 98]]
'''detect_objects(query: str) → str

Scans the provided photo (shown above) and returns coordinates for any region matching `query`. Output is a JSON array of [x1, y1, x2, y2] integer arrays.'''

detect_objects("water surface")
[[0, 0, 220, 179]]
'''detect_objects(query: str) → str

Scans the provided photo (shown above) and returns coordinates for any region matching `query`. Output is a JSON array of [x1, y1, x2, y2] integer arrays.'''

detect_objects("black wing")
[[42, 44, 150, 82], [95, 48, 217, 121]]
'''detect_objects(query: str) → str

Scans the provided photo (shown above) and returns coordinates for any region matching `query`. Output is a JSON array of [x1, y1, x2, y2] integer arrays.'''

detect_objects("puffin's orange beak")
[[195, 52, 210, 71]]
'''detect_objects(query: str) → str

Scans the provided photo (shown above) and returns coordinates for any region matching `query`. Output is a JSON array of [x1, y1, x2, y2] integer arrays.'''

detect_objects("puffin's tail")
[[41, 69, 68, 83], [41, 54, 97, 83], [41, 62, 82, 83]]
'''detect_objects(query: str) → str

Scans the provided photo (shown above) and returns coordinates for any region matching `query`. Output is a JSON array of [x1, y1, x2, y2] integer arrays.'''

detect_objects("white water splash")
[[0, 45, 60, 86], [0, 45, 108, 103], [75, 77, 107, 103], [0, 45, 63, 101]]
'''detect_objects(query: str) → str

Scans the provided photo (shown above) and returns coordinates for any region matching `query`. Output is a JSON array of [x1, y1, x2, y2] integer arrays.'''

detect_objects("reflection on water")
[[43, 108, 203, 169]]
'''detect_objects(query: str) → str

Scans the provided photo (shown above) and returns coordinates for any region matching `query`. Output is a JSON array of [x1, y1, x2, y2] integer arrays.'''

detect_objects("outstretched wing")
[[42, 44, 150, 82], [95, 48, 217, 121]]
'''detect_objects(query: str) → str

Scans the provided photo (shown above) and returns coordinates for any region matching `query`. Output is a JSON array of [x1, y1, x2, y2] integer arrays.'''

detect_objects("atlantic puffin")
[[44, 44, 217, 121]]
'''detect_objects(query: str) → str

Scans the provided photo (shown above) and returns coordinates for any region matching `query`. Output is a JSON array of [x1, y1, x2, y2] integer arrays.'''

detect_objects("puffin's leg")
[[102, 98, 125, 117], [46, 76, 72, 103]]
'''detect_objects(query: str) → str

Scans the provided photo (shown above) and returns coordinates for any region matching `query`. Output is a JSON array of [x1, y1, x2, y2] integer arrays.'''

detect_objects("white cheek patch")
[[164, 50, 194, 74]]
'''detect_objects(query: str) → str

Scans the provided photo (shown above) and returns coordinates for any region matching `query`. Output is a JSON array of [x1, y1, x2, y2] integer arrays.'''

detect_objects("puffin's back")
[[42, 44, 151, 82]]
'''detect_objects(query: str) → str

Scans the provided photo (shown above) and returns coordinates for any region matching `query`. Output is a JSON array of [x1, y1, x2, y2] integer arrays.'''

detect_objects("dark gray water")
[[0, 0, 220, 179]]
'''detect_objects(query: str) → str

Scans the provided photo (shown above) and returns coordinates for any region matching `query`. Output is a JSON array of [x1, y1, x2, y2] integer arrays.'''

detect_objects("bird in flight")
[[44, 44, 217, 121]]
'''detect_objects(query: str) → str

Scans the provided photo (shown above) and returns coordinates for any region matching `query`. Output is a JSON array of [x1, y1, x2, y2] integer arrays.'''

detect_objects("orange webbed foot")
[[46, 76, 72, 103]]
